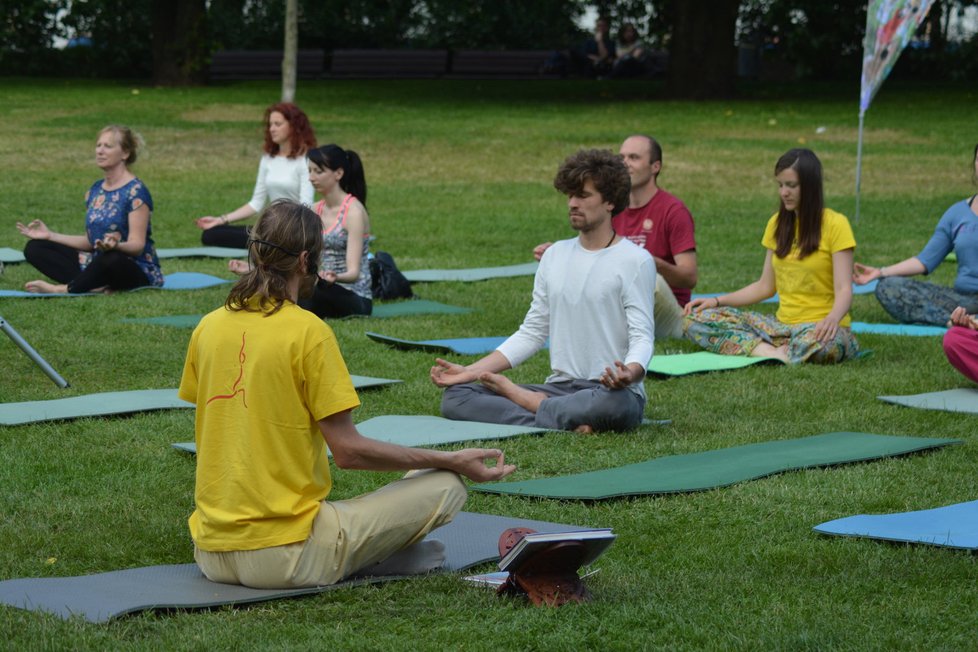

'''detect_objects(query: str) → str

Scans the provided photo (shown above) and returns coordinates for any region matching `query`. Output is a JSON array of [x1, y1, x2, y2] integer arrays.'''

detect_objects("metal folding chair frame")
[[0, 315, 69, 388]]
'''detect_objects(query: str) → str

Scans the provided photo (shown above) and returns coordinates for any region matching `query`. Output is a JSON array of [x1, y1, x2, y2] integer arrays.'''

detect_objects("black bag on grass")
[[370, 251, 413, 300]]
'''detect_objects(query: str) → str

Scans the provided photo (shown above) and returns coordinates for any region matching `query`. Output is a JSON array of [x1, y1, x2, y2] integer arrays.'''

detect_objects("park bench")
[[329, 49, 449, 78], [448, 50, 558, 78], [209, 49, 325, 82]]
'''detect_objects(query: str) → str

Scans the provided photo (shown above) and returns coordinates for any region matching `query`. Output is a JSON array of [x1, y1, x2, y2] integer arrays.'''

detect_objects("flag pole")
[[855, 107, 866, 224]]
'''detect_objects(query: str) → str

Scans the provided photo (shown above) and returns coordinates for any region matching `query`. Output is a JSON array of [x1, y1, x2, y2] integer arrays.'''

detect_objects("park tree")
[[151, 0, 208, 85]]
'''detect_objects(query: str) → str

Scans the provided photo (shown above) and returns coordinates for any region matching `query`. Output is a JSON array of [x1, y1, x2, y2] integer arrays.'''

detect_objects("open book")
[[498, 529, 615, 572]]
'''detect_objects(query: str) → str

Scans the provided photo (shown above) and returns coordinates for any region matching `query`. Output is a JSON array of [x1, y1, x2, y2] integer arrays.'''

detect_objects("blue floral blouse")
[[84, 178, 163, 287]]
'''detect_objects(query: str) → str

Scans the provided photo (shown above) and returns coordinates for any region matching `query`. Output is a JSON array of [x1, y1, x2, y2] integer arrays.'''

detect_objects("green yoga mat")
[[121, 301, 473, 329], [472, 432, 960, 500], [403, 262, 538, 283], [878, 388, 978, 414], [648, 351, 782, 376], [173, 415, 552, 454]]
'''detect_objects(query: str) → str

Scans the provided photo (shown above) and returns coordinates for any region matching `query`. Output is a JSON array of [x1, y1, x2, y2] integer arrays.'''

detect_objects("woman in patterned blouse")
[[16, 125, 163, 293]]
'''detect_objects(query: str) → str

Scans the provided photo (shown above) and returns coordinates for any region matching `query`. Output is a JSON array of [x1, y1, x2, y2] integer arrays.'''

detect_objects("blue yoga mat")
[[814, 499, 978, 550], [850, 322, 947, 337], [693, 280, 878, 306], [0, 272, 230, 297]]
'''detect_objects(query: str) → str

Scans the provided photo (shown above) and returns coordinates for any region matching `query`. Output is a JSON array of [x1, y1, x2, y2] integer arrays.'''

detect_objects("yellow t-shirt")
[[179, 300, 360, 552], [761, 208, 856, 326]]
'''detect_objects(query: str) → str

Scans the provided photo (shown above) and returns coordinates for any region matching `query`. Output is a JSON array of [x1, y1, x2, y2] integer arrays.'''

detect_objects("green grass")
[[2, 78, 978, 650]]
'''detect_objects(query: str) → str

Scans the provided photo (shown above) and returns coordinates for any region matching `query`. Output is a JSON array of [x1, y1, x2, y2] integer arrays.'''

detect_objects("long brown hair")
[[225, 200, 322, 315], [263, 102, 317, 158], [773, 148, 824, 259]]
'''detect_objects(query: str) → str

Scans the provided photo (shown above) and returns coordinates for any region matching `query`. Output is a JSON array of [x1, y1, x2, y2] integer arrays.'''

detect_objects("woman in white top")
[[196, 102, 316, 248]]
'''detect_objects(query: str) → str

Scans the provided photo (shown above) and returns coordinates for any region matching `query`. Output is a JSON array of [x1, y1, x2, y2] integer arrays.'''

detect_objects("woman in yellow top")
[[683, 148, 859, 364]]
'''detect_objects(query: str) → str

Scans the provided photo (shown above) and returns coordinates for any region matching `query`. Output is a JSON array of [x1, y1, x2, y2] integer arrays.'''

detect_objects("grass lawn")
[[1, 78, 976, 649]]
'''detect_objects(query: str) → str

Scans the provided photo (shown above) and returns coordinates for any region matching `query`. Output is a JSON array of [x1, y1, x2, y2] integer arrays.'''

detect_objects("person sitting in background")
[[180, 200, 514, 589], [853, 143, 978, 326], [434, 149, 655, 434], [195, 102, 316, 249], [16, 125, 163, 294], [683, 148, 858, 364], [300, 144, 373, 319], [611, 23, 648, 79], [534, 134, 697, 339]]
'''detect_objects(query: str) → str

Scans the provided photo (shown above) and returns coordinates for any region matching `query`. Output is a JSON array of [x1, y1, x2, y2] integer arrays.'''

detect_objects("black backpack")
[[369, 251, 413, 300]]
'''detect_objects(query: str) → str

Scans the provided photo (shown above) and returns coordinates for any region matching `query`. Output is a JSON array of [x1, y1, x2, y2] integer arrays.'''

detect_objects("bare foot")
[[574, 424, 595, 435], [24, 280, 68, 294], [228, 259, 251, 275], [751, 342, 790, 363], [479, 372, 547, 414]]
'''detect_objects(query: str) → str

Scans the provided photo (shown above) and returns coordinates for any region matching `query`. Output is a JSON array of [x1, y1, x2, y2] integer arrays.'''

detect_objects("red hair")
[[263, 102, 317, 158]]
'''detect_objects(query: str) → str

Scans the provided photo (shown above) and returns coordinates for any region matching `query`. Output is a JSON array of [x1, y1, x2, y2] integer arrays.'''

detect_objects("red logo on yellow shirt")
[[206, 332, 248, 407]]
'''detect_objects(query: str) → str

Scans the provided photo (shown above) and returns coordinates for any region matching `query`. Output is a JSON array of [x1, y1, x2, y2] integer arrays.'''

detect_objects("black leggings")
[[299, 279, 372, 319], [201, 224, 249, 248], [23, 240, 151, 293]]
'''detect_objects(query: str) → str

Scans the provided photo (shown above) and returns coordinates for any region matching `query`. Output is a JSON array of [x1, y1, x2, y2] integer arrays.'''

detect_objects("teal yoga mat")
[[472, 432, 960, 500], [0, 247, 25, 264], [0, 272, 229, 297], [0, 389, 192, 426], [173, 414, 552, 455], [366, 332, 509, 355], [403, 262, 538, 283], [647, 351, 782, 376], [155, 246, 247, 259], [121, 301, 473, 329], [851, 322, 946, 336], [0, 511, 595, 623], [813, 500, 978, 550], [878, 388, 978, 414]]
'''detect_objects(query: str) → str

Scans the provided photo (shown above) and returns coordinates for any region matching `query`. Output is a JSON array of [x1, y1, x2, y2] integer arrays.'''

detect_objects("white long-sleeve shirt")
[[247, 155, 315, 213], [497, 237, 656, 399]]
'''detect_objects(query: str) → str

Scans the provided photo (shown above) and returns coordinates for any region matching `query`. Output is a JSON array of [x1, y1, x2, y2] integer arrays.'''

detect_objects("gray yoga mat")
[[403, 262, 539, 283], [366, 332, 509, 355], [0, 511, 593, 623], [0, 377, 400, 427], [472, 432, 960, 500], [0, 389, 192, 426], [878, 388, 978, 414], [155, 246, 248, 259], [172, 415, 552, 455]]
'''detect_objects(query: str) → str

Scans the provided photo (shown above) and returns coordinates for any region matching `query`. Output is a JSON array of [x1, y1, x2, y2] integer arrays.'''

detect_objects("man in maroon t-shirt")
[[535, 135, 697, 338]]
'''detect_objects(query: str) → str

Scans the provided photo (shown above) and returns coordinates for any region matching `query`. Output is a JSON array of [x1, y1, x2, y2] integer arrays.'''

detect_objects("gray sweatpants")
[[440, 379, 645, 432]]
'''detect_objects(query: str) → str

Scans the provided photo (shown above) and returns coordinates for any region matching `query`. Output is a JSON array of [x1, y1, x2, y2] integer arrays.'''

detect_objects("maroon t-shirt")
[[612, 189, 696, 306]]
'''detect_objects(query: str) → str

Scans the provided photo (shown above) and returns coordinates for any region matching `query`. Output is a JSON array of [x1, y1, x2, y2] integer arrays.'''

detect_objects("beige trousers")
[[654, 274, 685, 340], [195, 469, 467, 589]]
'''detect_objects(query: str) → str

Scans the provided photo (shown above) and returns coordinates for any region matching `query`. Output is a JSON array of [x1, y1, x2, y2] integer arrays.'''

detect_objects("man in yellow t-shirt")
[[179, 200, 515, 589]]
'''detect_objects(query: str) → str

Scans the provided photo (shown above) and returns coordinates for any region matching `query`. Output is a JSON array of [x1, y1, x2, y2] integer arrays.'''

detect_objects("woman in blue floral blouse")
[[16, 125, 163, 294]]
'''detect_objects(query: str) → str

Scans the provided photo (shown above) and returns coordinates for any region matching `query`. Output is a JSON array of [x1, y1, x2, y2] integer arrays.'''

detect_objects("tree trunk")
[[282, 0, 298, 102], [666, 0, 741, 99], [151, 0, 208, 86]]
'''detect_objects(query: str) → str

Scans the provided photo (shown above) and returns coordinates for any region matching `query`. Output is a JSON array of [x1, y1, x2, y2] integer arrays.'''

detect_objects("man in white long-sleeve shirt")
[[430, 149, 656, 433]]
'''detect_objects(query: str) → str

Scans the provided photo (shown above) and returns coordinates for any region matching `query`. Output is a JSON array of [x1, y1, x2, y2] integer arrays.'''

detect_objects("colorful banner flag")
[[860, 0, 935, 112]]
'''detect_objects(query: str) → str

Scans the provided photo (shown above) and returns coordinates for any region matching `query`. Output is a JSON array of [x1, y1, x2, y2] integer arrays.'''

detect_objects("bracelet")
[[221, 214, 228, 225], [878, 266, 887, 278], [715, 296, 722, 308]]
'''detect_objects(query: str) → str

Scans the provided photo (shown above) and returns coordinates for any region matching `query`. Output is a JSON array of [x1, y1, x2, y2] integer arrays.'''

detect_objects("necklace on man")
[[605, 230, 617, 248]]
